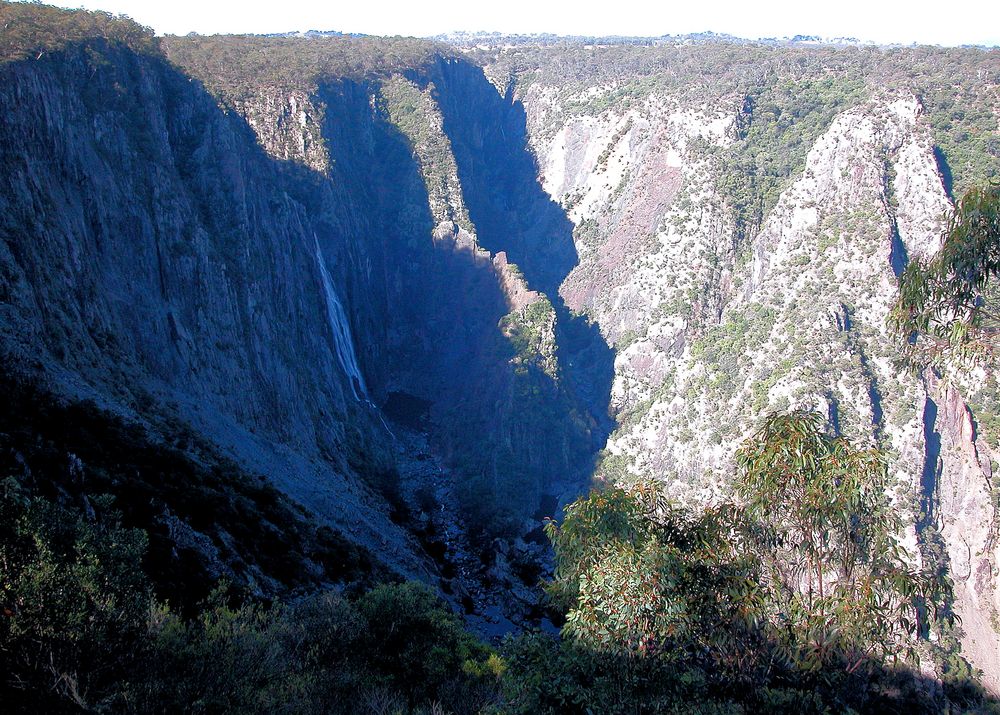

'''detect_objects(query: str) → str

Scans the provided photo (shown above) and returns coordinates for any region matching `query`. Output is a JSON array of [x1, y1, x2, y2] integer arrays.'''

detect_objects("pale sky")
[[48, 0, 1000, 46]]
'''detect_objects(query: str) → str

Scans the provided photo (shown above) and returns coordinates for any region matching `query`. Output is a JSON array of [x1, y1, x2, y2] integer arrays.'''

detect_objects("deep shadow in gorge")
[[0, 34, 597, 596], [429, 58, 618, 461], [918, 394, 942, 532], [0, 39, 433, 582], [306, 73, 602, 533]]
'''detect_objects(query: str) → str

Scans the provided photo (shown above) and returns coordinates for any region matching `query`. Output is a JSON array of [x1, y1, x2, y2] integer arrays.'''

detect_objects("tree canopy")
[[735, 411, 933, 673], [539, 411, 939, 711], [0, 1, 157, 63], [891, 184, 1000, 367]]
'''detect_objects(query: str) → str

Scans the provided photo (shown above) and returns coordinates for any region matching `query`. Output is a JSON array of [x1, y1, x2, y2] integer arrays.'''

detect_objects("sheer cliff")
[[0, 36, 438, 579], [161, 38, 612, 537], [0, 20, 605, 592]]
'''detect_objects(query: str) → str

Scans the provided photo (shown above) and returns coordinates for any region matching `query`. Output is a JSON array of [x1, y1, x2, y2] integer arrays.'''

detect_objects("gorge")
[[1, 3, 999, 712]]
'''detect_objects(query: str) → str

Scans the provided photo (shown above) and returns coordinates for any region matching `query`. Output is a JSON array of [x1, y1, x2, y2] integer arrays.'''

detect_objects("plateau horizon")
[[44, 0, 1000, 47]]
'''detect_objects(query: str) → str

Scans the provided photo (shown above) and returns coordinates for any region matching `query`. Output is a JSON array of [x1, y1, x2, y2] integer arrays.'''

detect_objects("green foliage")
[[545, 483, 761, 669], [500, 631, 747, 715], [968, 372, 1000, 450], [163, 34, 453, 102], [735, 411, 933, 673], [684, 305, 780, 439], [533, 412, 953, 712], [356, 582, 500, 709], [690, 306, 777, 382], [542, 482, 776, 710], [890, 184, 1000, 367], [499, 296, 557, 369], [125, 583, 500, 714], [0, 1, 158, 63], [0, 374, 420, 713], [0, 375, 381, 611], [484, 42, 998, 241], [125, 592, 319, 713], [381, 75, 474, 228], [718, 77, 867, 243], [0, 479, 150, 711], [0, 471, 499, 714], [917, 77, 1000, 198]]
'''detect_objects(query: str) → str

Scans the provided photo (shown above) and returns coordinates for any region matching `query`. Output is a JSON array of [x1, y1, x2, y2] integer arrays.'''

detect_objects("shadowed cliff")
[[304, 67, 610, 533], [0, 26, 614, 558], [0, 36, 430, 578], [429, 57, 617, 456]]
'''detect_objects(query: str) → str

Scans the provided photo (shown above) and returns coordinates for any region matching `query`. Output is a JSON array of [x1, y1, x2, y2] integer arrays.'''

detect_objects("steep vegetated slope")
[[476, 41, 1000, 687]]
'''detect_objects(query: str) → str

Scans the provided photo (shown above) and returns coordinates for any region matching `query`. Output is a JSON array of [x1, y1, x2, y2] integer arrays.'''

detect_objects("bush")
[[0, 480, 151, 712]]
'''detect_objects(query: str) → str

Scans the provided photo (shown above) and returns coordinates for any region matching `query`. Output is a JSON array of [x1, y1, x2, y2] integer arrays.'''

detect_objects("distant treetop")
[[0, 1, 158, 63], [161, 34, 455, 101], [891, 184, 1000, 367]]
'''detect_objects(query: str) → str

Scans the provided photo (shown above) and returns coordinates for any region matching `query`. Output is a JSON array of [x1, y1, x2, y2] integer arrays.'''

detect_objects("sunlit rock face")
[[511, 55, 1000, 685]]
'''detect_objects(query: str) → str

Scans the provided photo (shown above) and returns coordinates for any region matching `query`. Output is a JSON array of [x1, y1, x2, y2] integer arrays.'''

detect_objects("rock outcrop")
[[510, 59, 1000, 684]]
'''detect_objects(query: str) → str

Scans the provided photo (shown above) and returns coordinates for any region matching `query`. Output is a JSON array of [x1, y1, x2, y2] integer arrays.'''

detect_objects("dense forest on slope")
[[2, 2, 1000, 712], [479, 41, 998, 228], [162, 35, 456, 99], [0, 2, 158, 61]]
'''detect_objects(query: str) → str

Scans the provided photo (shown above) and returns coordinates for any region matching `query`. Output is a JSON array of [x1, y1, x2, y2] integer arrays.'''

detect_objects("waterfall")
[[314, 238, 367, 400]]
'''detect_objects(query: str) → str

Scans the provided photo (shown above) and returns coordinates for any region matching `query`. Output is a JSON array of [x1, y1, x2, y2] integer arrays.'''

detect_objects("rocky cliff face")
[[498, 48, 1000, 684], [929, 375, 1000, 690], [161, 46, 611, 533], [0, 33, 607, 594], [0, 40, 425, 577]]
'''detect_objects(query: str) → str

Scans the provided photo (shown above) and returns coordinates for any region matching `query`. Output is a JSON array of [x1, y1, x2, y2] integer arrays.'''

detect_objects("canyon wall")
[[499, 47, 1000, 686]]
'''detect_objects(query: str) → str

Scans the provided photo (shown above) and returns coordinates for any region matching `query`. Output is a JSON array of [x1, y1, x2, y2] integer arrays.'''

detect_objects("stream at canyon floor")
[[391, 423, 561, 640]]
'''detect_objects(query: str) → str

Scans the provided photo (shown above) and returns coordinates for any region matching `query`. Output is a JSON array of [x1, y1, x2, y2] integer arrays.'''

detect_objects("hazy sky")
[[52, 0, 1000, 46]]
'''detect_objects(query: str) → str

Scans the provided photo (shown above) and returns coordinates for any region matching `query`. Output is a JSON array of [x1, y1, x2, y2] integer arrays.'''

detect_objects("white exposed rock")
[[520, 79, 1000, 684], [236, 89, 330, 173]]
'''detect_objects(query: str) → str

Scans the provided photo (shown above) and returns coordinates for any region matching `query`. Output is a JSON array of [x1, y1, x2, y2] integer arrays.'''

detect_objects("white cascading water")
[[314, 238, 367, 401]]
